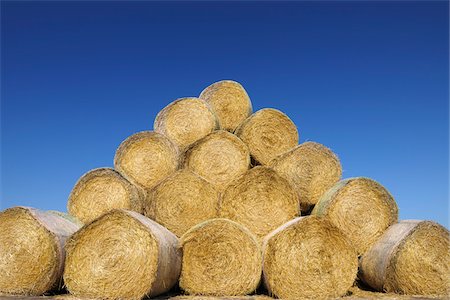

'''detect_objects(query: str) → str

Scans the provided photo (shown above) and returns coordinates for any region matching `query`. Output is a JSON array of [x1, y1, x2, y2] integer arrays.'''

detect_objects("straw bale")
[[154, 97, 219, 151], [180, 219, 261, 296], [235, 108, 298, 165], [199, 80, 252, 132], [64, 209, 181, 299], [312, 177, 398, 255]]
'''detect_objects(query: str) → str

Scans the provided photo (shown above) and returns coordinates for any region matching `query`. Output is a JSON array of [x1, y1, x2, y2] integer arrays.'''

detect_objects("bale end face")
[[154, 97, 219, 151], [199, 80, 252, 132], [183, 130, 250, 191], [235, 108, 298, 165], [312, 177, 398, 255], [114, 131, 179, 190], [180, 218, 262, 296], [144, 169, 220, 237], [360, 220, 450, 296], [219, 166, 300, 241], [0, 207, 80, 296], [67, 167, 143, 224], [262, 216, 358, 300], [269, 141, 342, 212], [64, 209, 181, 300]]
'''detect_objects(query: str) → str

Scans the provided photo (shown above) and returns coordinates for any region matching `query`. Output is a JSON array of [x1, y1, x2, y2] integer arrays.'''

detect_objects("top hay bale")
[[360, 220, 450, 296], [64, 209, 181, 300], [199, 80, 252, 132], [235, 108, 298, 165], [154, 97, 219, 151], [67, 167, 143, 224], [114, 131, 179, 190], [312, 177, 399, 255], [262, 216, 358, 300], [269, 141, 342, 212], [0, 207, 80, 296], [219, 166, 300, 241], [183, 130, 250, 190]]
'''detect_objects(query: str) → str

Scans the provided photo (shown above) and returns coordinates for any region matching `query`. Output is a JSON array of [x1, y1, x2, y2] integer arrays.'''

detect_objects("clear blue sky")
[[1, 1, 448, 227]]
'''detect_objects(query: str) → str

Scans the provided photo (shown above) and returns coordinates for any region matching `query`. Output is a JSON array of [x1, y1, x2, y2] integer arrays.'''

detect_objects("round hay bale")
[[360, 220, 450, 296], [199, 80, 252, 132], [269, 141, 342, 212], [262, 216, 358, 300], [67, 168, 143, 224], [64, 209, 181, 299], [0, 207, 80, 296], [312, 177, 399, 255], [180, 218, 261, 296], [144, 169, 220, 237], [154, 97, 219, 151], [183, 130, 250, 190], [114, 131, 179, 189], [219, 166, 300, 241], [235, 108, 298, 165]]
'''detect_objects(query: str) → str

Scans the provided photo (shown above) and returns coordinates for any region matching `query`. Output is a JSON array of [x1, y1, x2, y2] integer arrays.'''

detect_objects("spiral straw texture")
[[219, 166, 300, 241], [360, 220, 450, 296], [0, 207, 80, 296], [67, 168, 143, 224], [269, 141, 342, 212], [144, 169, 220, 237], [154, 97, 219, 151], [199, 80, 252, 132], [262, 216, 358, 300], [180, 218, 262, 296], [312, 177, 399, 255], [183, 130, 250, 190], [64, 209, 181, 300], [235, 108, 298, 165], [114, 131, 179, 189]]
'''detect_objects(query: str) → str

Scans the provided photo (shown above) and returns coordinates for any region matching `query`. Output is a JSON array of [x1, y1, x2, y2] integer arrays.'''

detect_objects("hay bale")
[[269, 141, 342, 212], [180, 218, 261, 296], [64, 209, 181, 299], [199, 80, 252, 132], [312, 177, 398, 255], [219, 166, 300, 241], [144, 169, 220, 237], [359, 220, 450, 296], [114, 131, 179, 189], [171, 297, 274, 300], [67, 168, 143, 224], [154, 97, 219, 151], [0, 207, 80, 296], [262, 216, 358, 300], [235, 108, 298, 165], [183, 130, 250, 190]]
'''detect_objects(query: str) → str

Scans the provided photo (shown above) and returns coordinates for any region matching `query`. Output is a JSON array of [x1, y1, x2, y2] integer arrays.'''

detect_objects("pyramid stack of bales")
[[0, 80, 448, 300]]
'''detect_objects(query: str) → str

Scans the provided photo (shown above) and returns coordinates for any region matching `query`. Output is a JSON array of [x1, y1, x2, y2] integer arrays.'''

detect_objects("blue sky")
[[1, 1, 448, 227]]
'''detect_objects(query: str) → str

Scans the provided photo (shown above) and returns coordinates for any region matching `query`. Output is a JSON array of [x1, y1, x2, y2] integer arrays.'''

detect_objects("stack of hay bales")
[[0, 79, 448, 300]]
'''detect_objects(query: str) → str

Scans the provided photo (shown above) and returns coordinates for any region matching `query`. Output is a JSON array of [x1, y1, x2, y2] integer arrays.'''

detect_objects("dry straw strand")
[[67, 167, 143, 224], [0, 207, 80, 296], [144, 169, 220, 237], [235, 108, 298, 165], [170, 297, 274, 300], [182, 130, 250, 190], [114, 131, 179, 190], [269, 141, 342, 212], [199, 80, 252, 132], [154, 97, 219, 151], [360, 220, 450, 296], [262, 216, 358, 300], [312, 177, 399, 255], [180, 218, 262, 296], [219, 166, 300, 241], [64, 209, 181, 300]]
